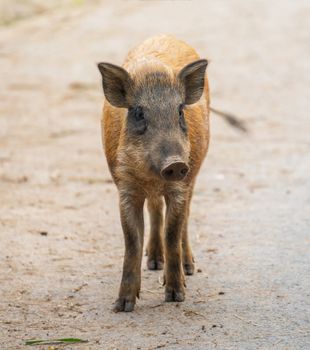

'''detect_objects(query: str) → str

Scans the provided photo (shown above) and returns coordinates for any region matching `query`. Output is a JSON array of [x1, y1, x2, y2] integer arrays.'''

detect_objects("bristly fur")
[[99, 35, 210, 312]]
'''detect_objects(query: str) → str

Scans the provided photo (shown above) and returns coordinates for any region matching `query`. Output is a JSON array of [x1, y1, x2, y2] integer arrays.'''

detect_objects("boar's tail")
[[210, 107, 248, 133]]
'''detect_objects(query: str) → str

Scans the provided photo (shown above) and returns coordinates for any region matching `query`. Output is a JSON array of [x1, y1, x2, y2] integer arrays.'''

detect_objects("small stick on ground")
[[233, 314, 261, 327], [73, 282, 88, 293], [150, 303, 164, 308], [143, 289, 161, 295]]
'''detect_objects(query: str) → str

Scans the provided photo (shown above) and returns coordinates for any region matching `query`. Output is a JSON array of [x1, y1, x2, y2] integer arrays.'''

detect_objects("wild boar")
[[97, 35, 209, 312]]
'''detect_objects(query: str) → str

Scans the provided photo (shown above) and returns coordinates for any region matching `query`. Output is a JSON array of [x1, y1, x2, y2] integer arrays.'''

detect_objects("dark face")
[[125, 73, 190, 180], [98, 60, 208, 181]]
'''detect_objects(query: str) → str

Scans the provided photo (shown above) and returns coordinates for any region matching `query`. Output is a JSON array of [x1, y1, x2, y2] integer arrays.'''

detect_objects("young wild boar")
[[97, 35, 209, 312]]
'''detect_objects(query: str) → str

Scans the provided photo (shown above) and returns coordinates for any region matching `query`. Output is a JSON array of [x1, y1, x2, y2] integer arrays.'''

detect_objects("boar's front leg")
[[113, 186, 145, 312], [182, 186, 195, 275], [164, 189, 187, 302]]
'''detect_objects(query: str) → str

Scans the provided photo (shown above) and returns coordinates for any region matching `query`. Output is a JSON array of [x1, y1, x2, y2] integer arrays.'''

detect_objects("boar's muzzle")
[[160, 156, 189, 181]]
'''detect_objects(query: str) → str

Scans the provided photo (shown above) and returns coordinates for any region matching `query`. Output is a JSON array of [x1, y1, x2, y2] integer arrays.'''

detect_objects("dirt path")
[[0, 1, 309, 349]]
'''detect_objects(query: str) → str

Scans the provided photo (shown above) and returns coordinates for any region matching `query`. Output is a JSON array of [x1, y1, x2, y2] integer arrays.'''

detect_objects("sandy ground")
[[0, 0, 309, 349]]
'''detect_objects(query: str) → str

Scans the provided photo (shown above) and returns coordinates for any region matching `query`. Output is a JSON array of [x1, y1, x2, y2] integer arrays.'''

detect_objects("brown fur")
[[100, 35, 209, 312]]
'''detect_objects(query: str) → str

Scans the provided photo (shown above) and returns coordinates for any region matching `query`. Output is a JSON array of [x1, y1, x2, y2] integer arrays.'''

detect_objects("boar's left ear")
[[178, 59, 208, 105], [97, 62, 132, 108]]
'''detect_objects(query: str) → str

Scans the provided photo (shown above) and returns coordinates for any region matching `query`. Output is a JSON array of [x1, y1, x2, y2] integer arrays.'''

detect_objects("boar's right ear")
[[178, 59, 208, 105], [97, 62, 132, 108]]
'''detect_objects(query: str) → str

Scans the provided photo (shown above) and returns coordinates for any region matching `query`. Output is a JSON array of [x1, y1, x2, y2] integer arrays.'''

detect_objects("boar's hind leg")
[[164, 192, 187, 302], [182, 187, 195, 275], [114, 188, 145, 312], [146, 197, 164, 270]]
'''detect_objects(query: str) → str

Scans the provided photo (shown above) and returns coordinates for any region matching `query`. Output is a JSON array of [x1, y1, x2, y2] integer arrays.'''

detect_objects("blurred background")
[[0, 1, 309, 349]]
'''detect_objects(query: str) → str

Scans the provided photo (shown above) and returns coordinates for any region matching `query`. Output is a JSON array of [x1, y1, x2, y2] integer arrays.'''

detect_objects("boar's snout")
[[160, 157, 189, 181]]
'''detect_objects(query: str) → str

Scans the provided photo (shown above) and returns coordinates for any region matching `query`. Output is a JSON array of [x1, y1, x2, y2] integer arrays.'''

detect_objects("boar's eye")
[[133, 106, 145, 121], [178, 104, 187, 133], [128, 106, 147, 135]]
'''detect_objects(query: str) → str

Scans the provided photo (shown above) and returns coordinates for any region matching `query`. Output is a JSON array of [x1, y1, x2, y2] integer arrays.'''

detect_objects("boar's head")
[[98, 59, 208, 182]]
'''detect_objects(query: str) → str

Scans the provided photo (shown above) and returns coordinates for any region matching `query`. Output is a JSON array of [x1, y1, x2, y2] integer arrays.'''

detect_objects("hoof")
[[113, 297, 136, 312], [183, 262, 195, 275], [147, 258, 164, 270], [165, 286, 185, 302]]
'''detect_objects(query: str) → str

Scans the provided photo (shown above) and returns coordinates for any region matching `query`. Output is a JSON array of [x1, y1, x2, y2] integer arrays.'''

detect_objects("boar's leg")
[[164, 191, 187, 302], [113, 187, 145, 312], [146, 197, 164, 270], [182, 186, 195, 275]]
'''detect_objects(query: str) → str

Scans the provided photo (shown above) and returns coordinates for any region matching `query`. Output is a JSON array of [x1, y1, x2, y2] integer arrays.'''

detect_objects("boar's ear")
[[178, 59, 208, 105], [97, 62, 132, 108]]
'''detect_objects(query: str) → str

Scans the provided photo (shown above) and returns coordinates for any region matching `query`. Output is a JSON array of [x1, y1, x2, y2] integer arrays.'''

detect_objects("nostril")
[[165, 169, 174, 177], [180, 168, 188, 175]]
